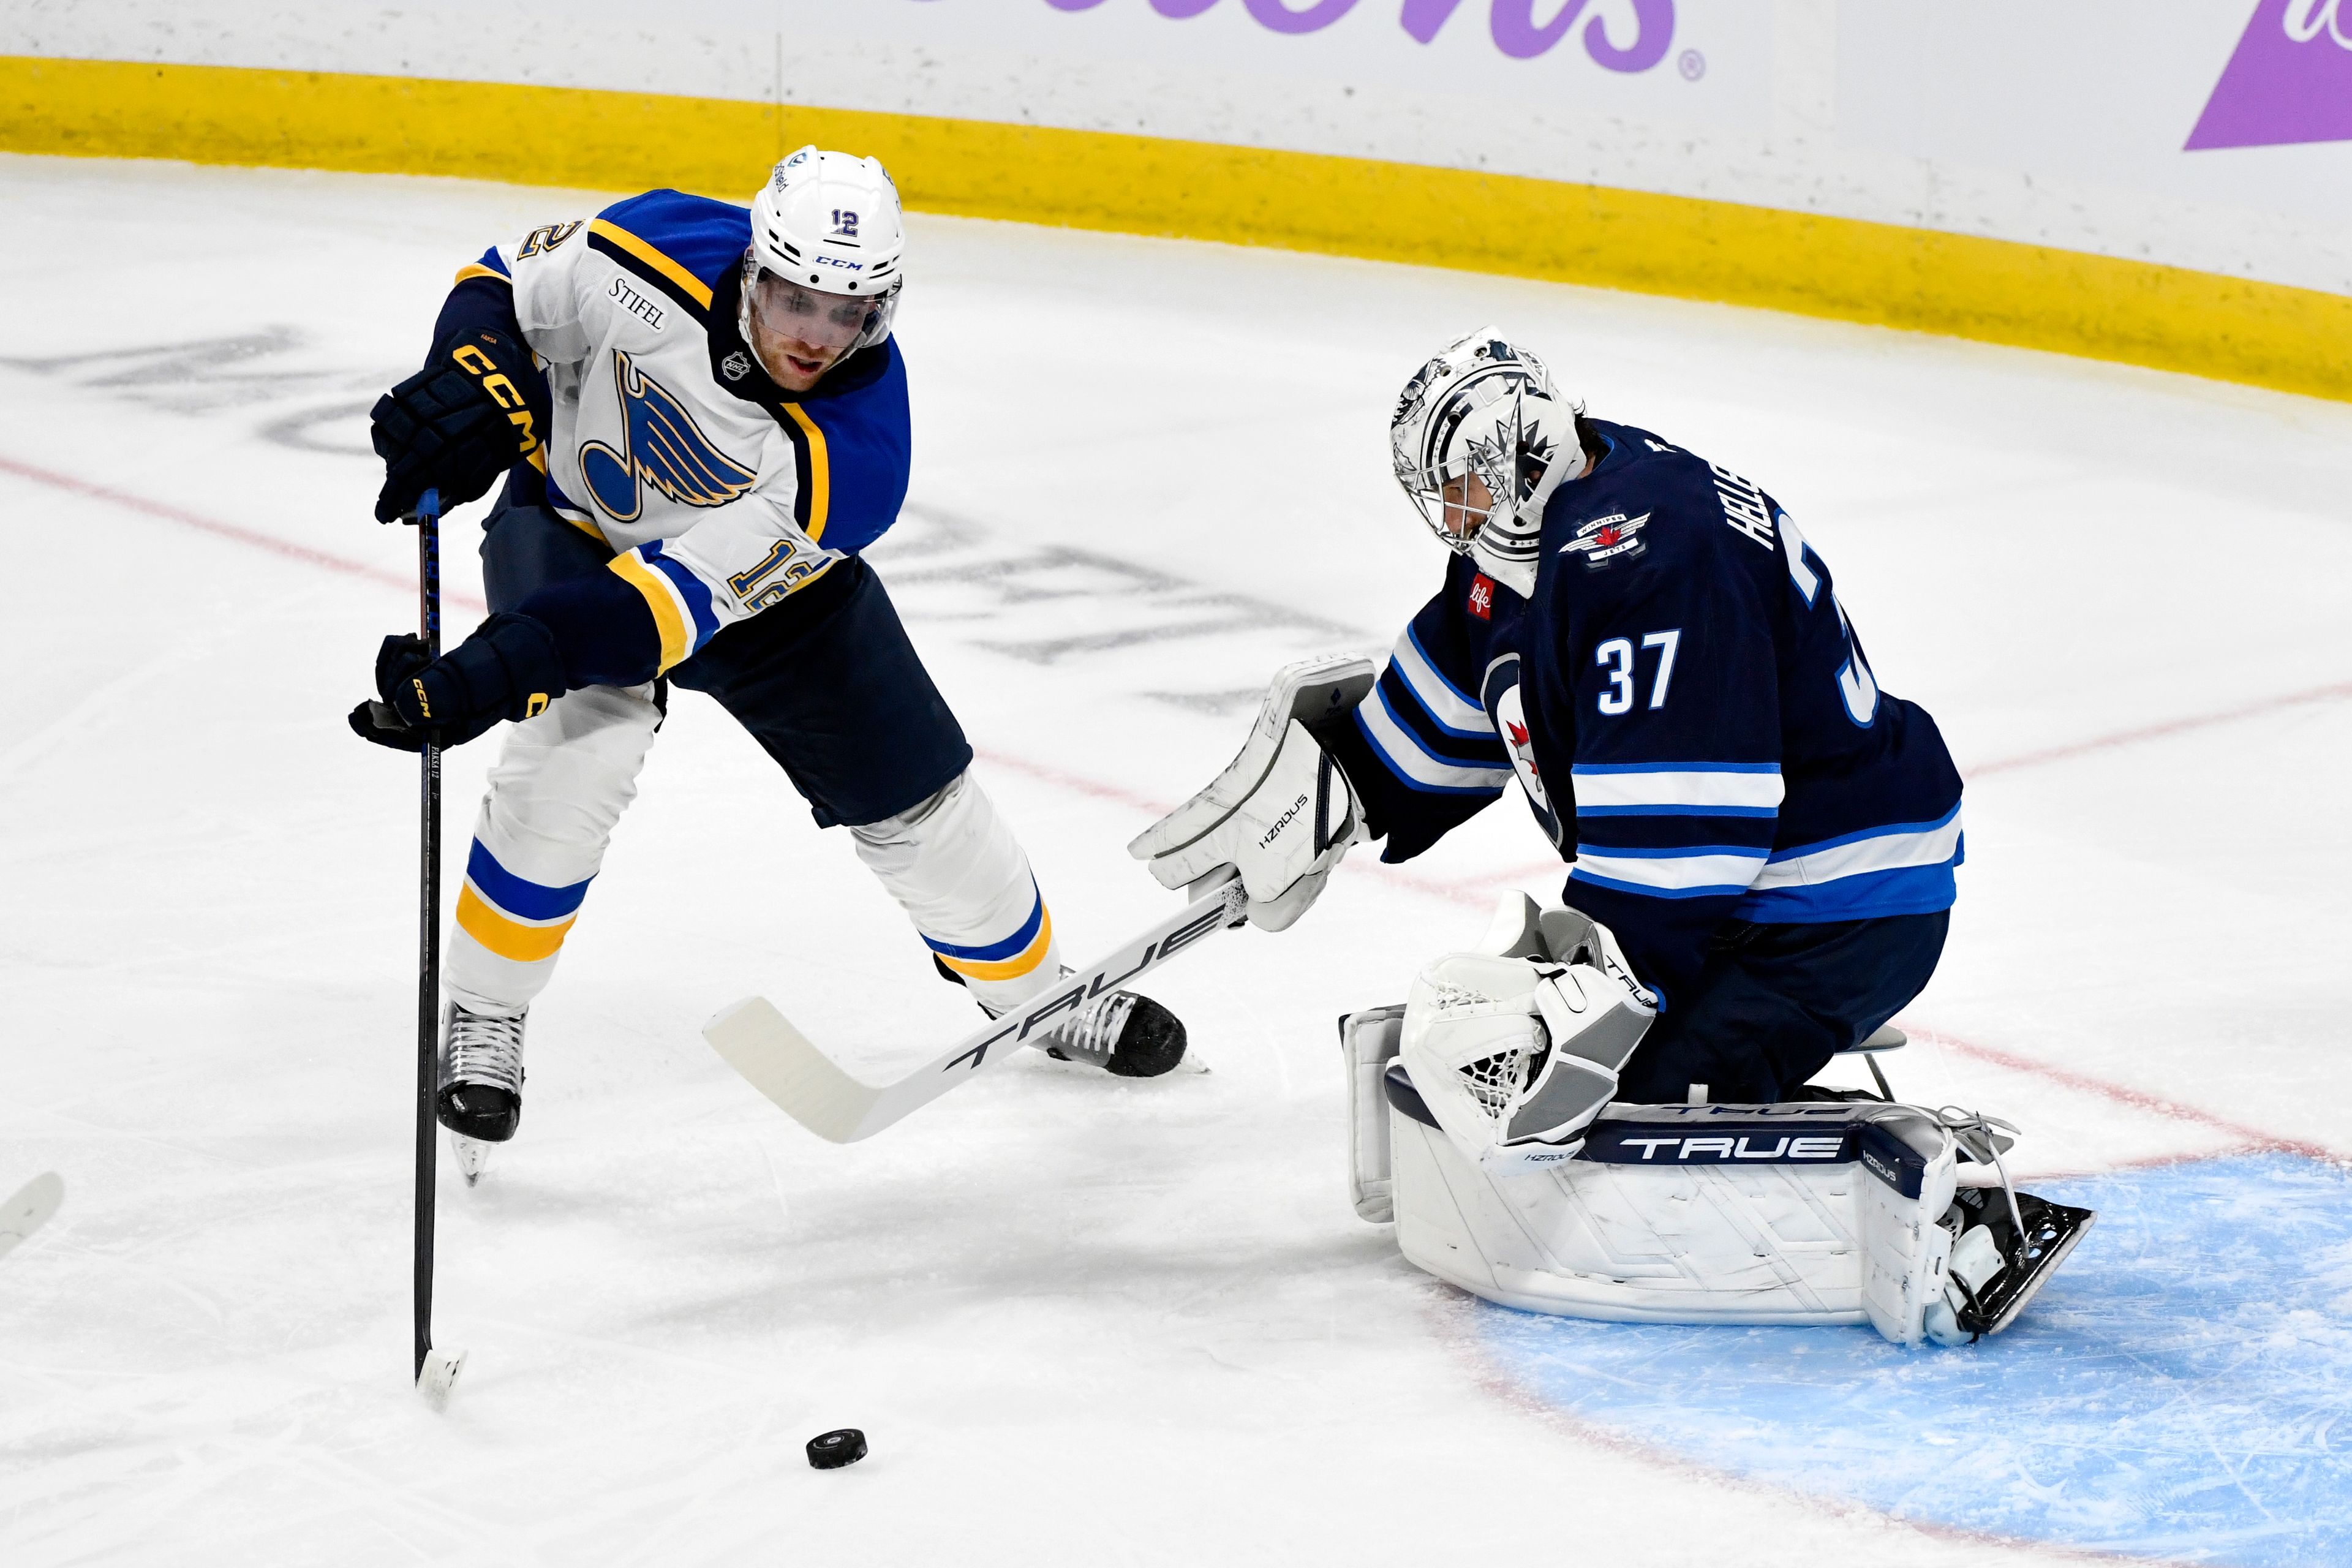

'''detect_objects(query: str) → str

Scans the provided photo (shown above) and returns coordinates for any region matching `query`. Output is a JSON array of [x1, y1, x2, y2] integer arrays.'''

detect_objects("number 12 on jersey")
[[1595, 629, 1681, 715]]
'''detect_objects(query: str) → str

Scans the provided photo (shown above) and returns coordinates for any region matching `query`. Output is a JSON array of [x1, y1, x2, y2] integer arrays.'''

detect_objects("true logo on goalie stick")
[[939, 896, 1237, 1075]]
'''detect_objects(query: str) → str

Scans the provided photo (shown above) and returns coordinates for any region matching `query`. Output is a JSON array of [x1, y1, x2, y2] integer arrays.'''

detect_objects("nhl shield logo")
[[721, 350, 753, 382]]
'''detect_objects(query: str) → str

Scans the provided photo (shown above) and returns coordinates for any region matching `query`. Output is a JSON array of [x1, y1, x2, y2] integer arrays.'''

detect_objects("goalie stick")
[[706, 872, 1246, 1142]]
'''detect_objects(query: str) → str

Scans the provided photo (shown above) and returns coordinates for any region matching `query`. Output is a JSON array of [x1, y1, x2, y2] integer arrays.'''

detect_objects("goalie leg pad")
[[1340, 1006, 1408, 1222]]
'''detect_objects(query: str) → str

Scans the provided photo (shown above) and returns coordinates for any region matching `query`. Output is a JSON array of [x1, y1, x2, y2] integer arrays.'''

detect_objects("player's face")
[[1440, 472, 1496, 540], [748, 274, 873, 392]]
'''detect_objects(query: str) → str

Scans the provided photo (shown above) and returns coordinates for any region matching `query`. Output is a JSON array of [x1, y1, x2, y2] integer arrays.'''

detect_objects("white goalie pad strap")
[[1855, 1107, 1960, 1346], [1340, 1005, 1407, 1223], [1390, 1096, 1970, 1343], [1127, 654, 1376, 932]]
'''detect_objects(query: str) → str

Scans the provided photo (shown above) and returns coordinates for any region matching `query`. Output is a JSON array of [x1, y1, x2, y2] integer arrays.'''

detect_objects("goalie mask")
[[1389, 330, 1581, 578], [741, 145, 905, 382]]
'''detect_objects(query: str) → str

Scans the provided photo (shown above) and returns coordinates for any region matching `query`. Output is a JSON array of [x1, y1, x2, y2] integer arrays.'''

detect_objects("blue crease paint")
[[1479, 1153, 2352, 1566]]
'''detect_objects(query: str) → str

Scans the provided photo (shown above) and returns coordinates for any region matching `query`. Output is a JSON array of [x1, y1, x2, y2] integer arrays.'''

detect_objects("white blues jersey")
[[1316, 419, 1965, 1011], [456, 189, 911, 674]]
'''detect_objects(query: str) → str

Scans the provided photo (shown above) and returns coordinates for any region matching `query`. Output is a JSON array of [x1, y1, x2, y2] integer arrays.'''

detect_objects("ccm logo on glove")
[[453, 338, 541, 459]]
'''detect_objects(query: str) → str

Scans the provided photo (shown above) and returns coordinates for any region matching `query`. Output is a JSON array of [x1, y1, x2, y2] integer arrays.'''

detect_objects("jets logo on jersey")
[[579, 350, 758, 523], [1559, 511, 1649, 570], [1480, 655, 1564, 848]]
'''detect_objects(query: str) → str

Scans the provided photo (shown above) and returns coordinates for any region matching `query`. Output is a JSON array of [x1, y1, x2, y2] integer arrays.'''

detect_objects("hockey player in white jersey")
[[353, 148, 1185, 1159], [1130, 330, 2089, 1345]]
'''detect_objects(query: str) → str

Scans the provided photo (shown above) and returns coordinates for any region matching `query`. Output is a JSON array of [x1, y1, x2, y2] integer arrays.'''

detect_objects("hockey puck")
[[805, 1428, 867, 1470]]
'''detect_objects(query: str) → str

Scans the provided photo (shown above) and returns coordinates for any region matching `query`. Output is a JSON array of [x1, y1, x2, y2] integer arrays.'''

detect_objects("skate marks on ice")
[[870, 503, 1378, 717], [1472, 1153, 2352, 1568], [0, 330, 400, 458]]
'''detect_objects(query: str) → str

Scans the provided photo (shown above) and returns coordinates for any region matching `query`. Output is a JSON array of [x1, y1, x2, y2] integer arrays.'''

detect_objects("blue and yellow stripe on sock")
[[924, 888, 1054, 984], [453, 840, 594, 963]]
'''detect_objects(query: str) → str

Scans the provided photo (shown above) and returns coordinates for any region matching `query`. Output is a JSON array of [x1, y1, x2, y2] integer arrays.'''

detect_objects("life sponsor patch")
[[1558, 511, 1649, 570], [1466, 572, 1495, 620]]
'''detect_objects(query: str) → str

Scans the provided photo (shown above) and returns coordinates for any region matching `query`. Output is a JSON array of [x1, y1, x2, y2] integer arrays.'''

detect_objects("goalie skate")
[[1932, 1186, 2096, 1343]]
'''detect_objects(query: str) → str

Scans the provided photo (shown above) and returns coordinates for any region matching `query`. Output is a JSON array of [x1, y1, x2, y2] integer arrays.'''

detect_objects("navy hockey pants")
[[480, 488, 972, 829], [1615, 911, 1950, 1105]]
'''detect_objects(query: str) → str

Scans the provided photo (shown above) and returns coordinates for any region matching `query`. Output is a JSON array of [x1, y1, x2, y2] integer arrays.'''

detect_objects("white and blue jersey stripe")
[[1350, 623, 1513, 802], [1312, 420, 1964, 1014]]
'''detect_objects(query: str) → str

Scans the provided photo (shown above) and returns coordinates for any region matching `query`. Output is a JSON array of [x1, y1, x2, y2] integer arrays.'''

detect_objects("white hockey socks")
[[850, 771, 1061, 1016], [444, 684, 661, 1016]]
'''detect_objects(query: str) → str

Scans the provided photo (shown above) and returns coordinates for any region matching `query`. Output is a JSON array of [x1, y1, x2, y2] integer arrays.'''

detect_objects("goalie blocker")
[[1343, 895, 2092, 1348]]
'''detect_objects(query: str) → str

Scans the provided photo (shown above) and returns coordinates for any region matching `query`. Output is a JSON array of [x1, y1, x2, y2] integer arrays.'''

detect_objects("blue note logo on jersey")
[[579, 350, 757, 523]]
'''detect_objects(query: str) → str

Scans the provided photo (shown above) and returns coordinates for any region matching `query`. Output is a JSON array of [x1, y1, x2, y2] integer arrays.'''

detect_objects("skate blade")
[[448, 1131, 493, 1186], [1983, 1200, 2097, 1336], [418, 1345, 467, 1408]]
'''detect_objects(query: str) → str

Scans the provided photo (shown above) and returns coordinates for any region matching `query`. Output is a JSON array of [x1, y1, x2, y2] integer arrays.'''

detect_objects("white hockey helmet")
[[1390, 328, 1578, 555], [741, 145, 906, 363]]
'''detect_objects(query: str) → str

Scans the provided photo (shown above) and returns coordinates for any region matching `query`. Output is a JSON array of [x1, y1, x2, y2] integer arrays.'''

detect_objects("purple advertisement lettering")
[[2187, 0, 2352, 149], [1037, 0, 1676, 73]]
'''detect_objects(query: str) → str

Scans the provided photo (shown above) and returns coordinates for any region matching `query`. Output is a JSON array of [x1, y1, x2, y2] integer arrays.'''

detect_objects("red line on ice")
[[0, 454, 489, 614], [17, 458, 2342, 1165], [1903, 1022, 2345, 1165], [1962, 683, 2352, 778]]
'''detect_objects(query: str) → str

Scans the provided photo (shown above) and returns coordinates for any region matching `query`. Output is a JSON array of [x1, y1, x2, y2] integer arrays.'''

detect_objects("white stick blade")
[[704, 997, 888, 1144], [0, 1172, 62, 1261], [418, 1346, 467, 1409]]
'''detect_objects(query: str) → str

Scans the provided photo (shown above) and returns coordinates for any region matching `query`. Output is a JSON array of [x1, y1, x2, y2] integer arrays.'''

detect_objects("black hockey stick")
[[399, 488, 464, 1404]]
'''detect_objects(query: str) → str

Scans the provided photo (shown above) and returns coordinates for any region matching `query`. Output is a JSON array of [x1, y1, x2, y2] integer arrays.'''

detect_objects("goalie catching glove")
[[1127, 655, 1376, 932], [1400, 894, 1657, 1175]]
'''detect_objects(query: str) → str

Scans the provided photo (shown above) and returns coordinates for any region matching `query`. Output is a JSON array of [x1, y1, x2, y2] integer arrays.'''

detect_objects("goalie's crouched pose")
[[1129, 331, 2090, 1343]]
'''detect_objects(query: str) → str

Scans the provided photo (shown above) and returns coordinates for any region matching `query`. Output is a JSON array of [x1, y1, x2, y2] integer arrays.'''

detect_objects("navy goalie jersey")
[[1317, 418, 1965, 1013]]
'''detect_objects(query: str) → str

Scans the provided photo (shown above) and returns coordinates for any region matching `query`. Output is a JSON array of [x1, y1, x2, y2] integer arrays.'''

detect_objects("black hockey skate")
[[1941, 1185, 2097, 1341], [439, 1001, 526, 1147], [1044, 990, 1189, 1079], [934, 956, 1188, 1078]]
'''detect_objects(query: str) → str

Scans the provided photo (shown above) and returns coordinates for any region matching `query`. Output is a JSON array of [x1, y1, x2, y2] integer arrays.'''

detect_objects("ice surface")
[[0, 154, 2346, 1566]]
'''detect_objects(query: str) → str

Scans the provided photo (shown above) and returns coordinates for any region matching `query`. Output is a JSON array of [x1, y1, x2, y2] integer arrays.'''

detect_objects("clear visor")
[[748, 269, 878, 354], [1395, 439, 1509, 553]]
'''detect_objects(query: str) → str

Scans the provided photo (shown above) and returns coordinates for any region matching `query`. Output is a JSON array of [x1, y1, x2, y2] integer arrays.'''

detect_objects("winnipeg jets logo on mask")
[[579, 350, 758, 523], [1559, 511, 1650, 570]]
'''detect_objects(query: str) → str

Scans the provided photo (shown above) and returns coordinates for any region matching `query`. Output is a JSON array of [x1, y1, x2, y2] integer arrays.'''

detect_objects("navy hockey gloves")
[[349, 612, 568, 752], [371, 328, 549, 523]]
